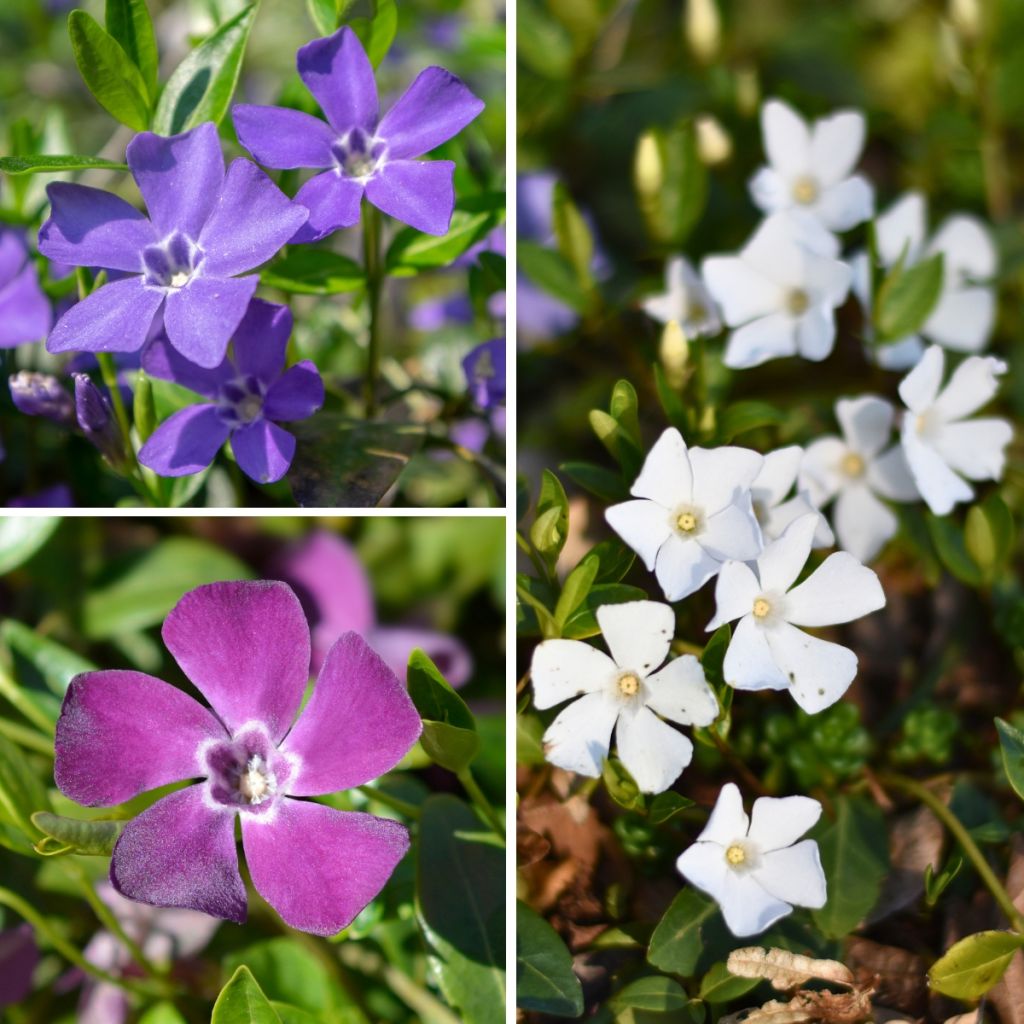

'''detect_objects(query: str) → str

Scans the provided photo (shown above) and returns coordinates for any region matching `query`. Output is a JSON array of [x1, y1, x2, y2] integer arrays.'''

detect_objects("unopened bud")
[[735, 65, 760, 117], [695, 115, 732, 165], [685, 0, 720, 63], [9, 371, 75, 426], [660, 320, 691, 389], [634, 132, 663, 197], [73, 374, 125, 468], [950, 0, 981, 39]]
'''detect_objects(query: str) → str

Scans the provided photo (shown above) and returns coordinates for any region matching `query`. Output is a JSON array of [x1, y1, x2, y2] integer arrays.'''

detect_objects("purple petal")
[[110, 787, 246, 923], [230, 298, 292, 382], [39, 183, 156, 271], [0, 926, 38, 1008], [0, 226, 27, 283], [54, 670, 227, 806], [377, 67, 484, 159], [163, 275, 258, 368], [126, 125, 225, 240], [46, 277, 164, 355], [0, 263, 52, 348], [161, 580, 311, 742], [367, 625, 473, 688], [281, 632, 422, 795], [141, 333, 232, 398], [263, 362, 324, 422], [242, 801, 408, 935], [296, 27, 378, 134], [232, 105, 336, 170], [197, 159, 308, 277], [365, 160, 454, 235], [232, 419, 296, 483], [290, 171, 364, 243], [138, 404, 230, 477]]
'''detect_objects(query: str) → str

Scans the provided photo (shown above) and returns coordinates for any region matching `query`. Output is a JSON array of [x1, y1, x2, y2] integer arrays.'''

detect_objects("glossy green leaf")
[[31, 812, 124, 856], [531, 469, 569, 569], [647, 888, 717, 975], [609, 975, 688, 1012], [349, 0, 398, 67], [965, 494, 1015, 578], [603, 756, 644, 811], [875, 252, 944, 343], [0, 732, 49, 853], [138, 1004, 187, 1024], [224, 938, 348, 1015], [716, 401, 784, 443], [647, 791, 694, 825], [698, 961, 759, 1003], [519, 241, 590, 313], [553, 553, 599, 632], [0, 517, 61, 575], [928, 930, 1024, 1000], [634, 120, 707, 249], [700, 624, 731, 688], [387, 209, 500, 270], [562, 583, 649, 639], [996, 717, 1024, 802], [212, 965, 282, 1024], [0, 155, 129, 175], [516, 900, 583, 1017], [609, 379, 641, 446], [552, 182, 594, 288], [560, 460, 629, 503], [261, 249, 364, 295], [306, 0, 340, 35], [926, 513, 984, 586], [589, 410, 644, 478], [408, 649, 479, 772], [105, 0, 158, 99]]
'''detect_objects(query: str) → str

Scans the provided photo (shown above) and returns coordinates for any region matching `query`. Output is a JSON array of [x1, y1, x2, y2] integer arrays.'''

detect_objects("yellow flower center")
[[676, 511, 698, 533], [170, 271, 190, 289], [791, 176, 819, 204], [786, 289, 810, 316], [753, 597, 772, 619], [618, 672, 641, 697], [725, 842, 747, 865], [841, 452, 865, 478]]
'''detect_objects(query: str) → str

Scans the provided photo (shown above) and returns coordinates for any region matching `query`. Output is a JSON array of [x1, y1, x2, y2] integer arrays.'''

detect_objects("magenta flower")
[[138, 299, 324, 483], [38, 123, 308, 368], [233, 27, 484, 240], [0, 925, 37, 1007], [0, 225, 51, 348], [54, 580, 422, 935]]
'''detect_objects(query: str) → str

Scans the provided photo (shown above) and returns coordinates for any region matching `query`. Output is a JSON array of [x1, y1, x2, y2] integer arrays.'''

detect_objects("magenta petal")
[[46, 277, 164, 355], [39, 183, 156, 271], [138, 404, 230, 477], [0, 925, 38, 1008], [263, 362, 324, 422], [0, 263, 52, 348], [232, 105, 336, 170], [230, 299, 292, 382], [368, 625, 473, 688], [126, 125, 225, 239], [242, 800, 408, 935], [55, 670, 226, 806], [365, 160, 455, 235], [297, 27, 378, 134], [290, 171, 364, 243], [282, 632, 421, 795], [377, 67, 484, 159], [198, 159, 308, 278], [163, 275, 258, 368], [141, 333, 232, 398], [161, 580, 311, 741], [111, 787, 246, 923], [232, 419, 296, 484]]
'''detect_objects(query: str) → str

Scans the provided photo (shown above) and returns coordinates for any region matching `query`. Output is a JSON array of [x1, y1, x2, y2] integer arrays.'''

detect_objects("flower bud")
[[659, 320, 691, 389], [633, 131, 664, 198], [73, 374, 126, 468], [695, 114, 732, 165], [685, 0, 720, 63], [950, 0, 981, 39], [735, 65, 760, 117], [8, 371, 75, 426]]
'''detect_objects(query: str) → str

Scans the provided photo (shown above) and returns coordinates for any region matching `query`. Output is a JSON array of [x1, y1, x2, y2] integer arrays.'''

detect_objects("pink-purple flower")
[[138, 299, 324, 483], [54, 580, 422, 936], [463, 337, 505, 409], [0, 225, 51, 348], [38, 123, 308, 369], [233, 27, 484, 240], [0, 925, 37, 1007]]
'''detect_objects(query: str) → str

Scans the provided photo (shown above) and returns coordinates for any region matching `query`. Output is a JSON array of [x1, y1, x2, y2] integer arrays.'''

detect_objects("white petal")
[[616, 705, 693, 794], [833, 484, 897, 563], [717, 872, 793, 937], [642, 257, 686, 323], [631, 427, 694, 508], [723, 615, 791, 691], [755, 841, 827, 909], [542, 692, 619, 777], [799, 436, 847, 506], [606, 499, 672, 571], [676, 842, 731, 907], [785, 551, 885, 626], [874, 334, 925, 370], [868, 445, 919, 502], [696, 781, 749, 844], [813, 175, 874, 231], [723, 313, 798, 368], [763, 494, 834, 547], [707, 559, 761, 631], [901, 421, 973, 515], [644, 655, 719, 727], [748, 166, 789, 215], [898, 344, 945, 414], [765, 622, 857, 713], [933, 353, 1007, 422], [836, 395, 895, 458], [641, 291, 679, 324], [596, 600, 674, 677], [933, 418, 1013, 482], [850, 250, 871, 307], [923, 287, 996, 354], [757, 513, 818, 594], [702, 255, 781, 325], [655, 534, 721, 601], [753, 446, 803, 507], [795, 305, 837, 361], [875, 191, 927, 267], [749, 797, 822, 852], [761, 98, 811, 178], [531, 639, 618, 710], [927, 214, 997, 282], [809, 109, 866, 186], [742, 213, 817, 286], [701, 500, 764, 562], [804, 253, 852, 306], [689, 445, 764, 515]]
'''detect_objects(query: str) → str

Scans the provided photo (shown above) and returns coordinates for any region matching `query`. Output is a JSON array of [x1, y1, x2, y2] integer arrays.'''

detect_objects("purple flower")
[[0, 226, 51, 348], [0, 925, 37, 1007], [7, 484, 74, 508], [54, 580, 422, 935], [138, 299, 324, 484], [38, 123, 308, 368], [9, 371, 75, 425], [74, 374, 125, 467], [233, 27, 484, 240], [463, 337, 505, 409], [270, 530, 472, 685]]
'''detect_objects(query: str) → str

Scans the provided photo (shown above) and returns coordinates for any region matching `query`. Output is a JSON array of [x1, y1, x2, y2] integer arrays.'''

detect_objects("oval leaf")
[[0, 517, 61, 575], [516, 900, 583, 1017], [105, 0, 159, 99], [928, 930, 1024, 1000], [212, 966, 282, 1024]]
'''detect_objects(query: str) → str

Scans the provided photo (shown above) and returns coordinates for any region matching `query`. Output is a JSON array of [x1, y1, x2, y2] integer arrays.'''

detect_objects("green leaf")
[[138, 1003, 188, 1024], [408, 649, 479, 772], [270, 1005, 329, 1024], [82, 536, 253, 639], [387, 209, 501, 271], [647, 791, 694, 825], [924, 855, 963, 906], [417, 795, 505, 1024], [261, 249, 364, 295], [996, 717, 1024, 802], [516, 900, 583, 1017], [609, 380, 641, 446], [349, 0, 398, 67], [531, 470, 569, 570], [0, 155, 129, 175], [519, 241, 590, 313], [133, 371, 156, 443], [0, 731, 49, 852], [306, 0, 340, 35], [224, 938, 346, 1015], [553, 553, 599, 632], [0, 517, 60, 575], [926, 513, 985, 586], [716, 401, 784, 443], [560, 461, 629, 503], [589, 410, 644, 477], [634, 120, 707, 249], [562, 583, 649, 639], [609, 976, 688, 1012], [30, 812, 124, 856], [965, 494, 1015, 578], [603, 756, 644, 811], [875, 252, 944, 343], [699, 961, 759, 1003], [653, 362, 688, 434], [587, 539, 636, 584], [700, 624, 731, 688], [212, 965, 282, 1024], [811, 795, 889, 937], [928, 930, 1024, 1000], [0, 623, 94, 699], [153, 5, 258, 136], [552, 182, 594, 288], [647, 888, 717, 975], [105, 0, 158, 99], [69, 11, 151, 130]]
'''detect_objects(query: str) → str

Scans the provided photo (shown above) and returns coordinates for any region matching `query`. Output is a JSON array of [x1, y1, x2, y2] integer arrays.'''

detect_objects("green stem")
[[0, 718, 53, 756], [456, 768, 503, 836], [362, 202, 384, 418], [879, 771, 1024, 932], [0, 666, 54, 735], [355, 785, 421, 820]]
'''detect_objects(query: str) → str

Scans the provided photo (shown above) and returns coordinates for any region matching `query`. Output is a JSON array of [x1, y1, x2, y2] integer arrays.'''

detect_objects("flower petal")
[[141, 334, 232, 398], [723, 615, 790, 692], [631, 427, 693, 508], [232, 105, 337, 169], [54, 670, 226, 806], [282, 632, 420, 795], [748, 795, 822, 852], [616, 705, 693, 794], [832, 483, 896, 563], [809, 110, 865, 186], [596, 600, 674, 676], [655, 533, 721, 602], [898, 344, 945, 414], [927, 214, 997, 281], [762, 99, 811, 178], [110, 787, 245, 923], [707, 560, 760, 630], [933, 353, 1006, 422], [0, 263, 52, 347], [263, 362, 324, 422], [816, 176, 875, 233], [701, 256, 780, 325], [161, 580, 311, 742], [876, 191, 927, 266], [138, 404, 230, 477], [901, 424, 973, 516], [163, 275, 258, 368], [297, 27, 378, 134], [765, 621, 857, 713], [605, 499, 672, 571], [748, 166, 788, 215], [290, 171, 365, 243], [763, 494, 833, 547], [923, 287, 995, 353], [541, 692, 618, 777], [719, 871, 793, 937], [795, 305, 836, 361], [752, 446, 802, 507], [231, 298, 293, 381], [643, 655, 718, 727], [755, 841, 826, 909], [700, 500, 764, 563], [242, 801, 408, 935], [836, 395, 894, 458], [933, 418, 1012, 482], [785, 551, 885, 626], [367, 626, 472, 689], [756, 513, 817, 594], [126, 125, 225, 239], [689, 445, 763, 515], [231, 419, 296, 484], [798, 436, 846, 505], [39, 183, 155, 271], [723, 313, 797, 368], [868, 445, 919, 502], [364, 159, 455, 236], [697, 782, 748, 844], [46, 277, 164, 355], [531, 639, 617, 710]]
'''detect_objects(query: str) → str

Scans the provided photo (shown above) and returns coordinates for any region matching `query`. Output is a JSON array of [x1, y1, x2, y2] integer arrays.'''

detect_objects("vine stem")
[[362, 202, 383, 418], [456, 768, 504, 836], [355, 785, 421, 820], [878, 771, 1024, 932]]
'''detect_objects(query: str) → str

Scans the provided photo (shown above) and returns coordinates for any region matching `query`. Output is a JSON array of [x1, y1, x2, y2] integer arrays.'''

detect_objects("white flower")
[[606, 428, 764, 601], [702, 212, 852, 369], [898, 345, 1012, 515], [748, 98, 874, 232], [708, 513, 886, 713], [751, 446, 834, 547], [852, 191, 997, 370], [800, 397, 918, 562], [642, 255, 722, 338], [531, 601, 718, 794], [676, 782, 826, 936]]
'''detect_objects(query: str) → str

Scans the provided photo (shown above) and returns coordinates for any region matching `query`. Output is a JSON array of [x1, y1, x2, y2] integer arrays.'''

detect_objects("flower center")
[[217, 375, 266, 428], [237, 755, 274, 805], [841, 452, 865, 478], [725, 842, 747, 865], [617, 672, 641, 697], [753, 597, 772, 619], [677, 512, 697, 532], [142, 230, 202, 290], [331, 127, 386, 181], [791, 176, 818, 204], [785, 288, 810, 316], [201, 723, 293, 817]]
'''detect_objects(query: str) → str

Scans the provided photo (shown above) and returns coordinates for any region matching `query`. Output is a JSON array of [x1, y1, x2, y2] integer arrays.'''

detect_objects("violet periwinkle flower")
[[463, 337, 505, 409], [55, 580, 422, 935], [138, 299, 324, 484], [38, 123, 308, 368], [74, 374, 125, 467], [0, 925, 38, 1007], [7, 483, 74, 508], [0, 226, 51, 348], [9, 370, 75, 426], [232, 27, 484, 240]]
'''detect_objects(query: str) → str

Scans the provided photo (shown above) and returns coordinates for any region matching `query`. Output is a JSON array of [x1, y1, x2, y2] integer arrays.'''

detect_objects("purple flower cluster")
[[0, 227, 51, 348]]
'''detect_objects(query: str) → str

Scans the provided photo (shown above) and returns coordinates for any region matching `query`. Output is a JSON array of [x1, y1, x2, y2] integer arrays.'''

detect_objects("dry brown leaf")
[[988, 836, 1024, 1024], [720, 987, 873, 1024], [727, 946, 855, 990], [846, 937, 927, 1013], [867, 805, 944, 925], [943, 1013, 979, 1024]]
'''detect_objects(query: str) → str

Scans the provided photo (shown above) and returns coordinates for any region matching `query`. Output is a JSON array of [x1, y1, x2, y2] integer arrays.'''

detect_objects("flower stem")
[[362, 202, 383, 418], [456, 768, 504, 836], [355, 784, 421, 820]]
